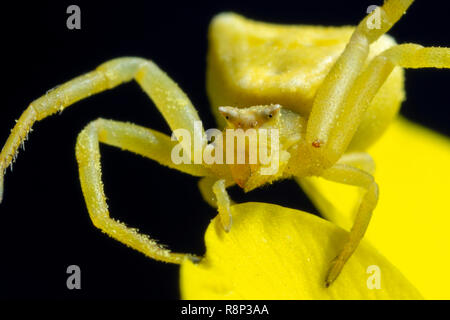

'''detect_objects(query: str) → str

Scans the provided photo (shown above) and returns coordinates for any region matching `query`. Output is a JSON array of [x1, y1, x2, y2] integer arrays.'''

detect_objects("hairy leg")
[[325, 43, 450, 158], [76, 118, 205, 264], [0, 57, 205, 201], [305, 0, 414, 167]]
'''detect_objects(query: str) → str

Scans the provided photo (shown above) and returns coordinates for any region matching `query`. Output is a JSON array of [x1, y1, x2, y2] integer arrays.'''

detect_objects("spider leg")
[[0, 57, 205, 201], [198, 177, 234, 208], [336, 152, 375, 174], [300, 0, 450, 286], [296, 152, 375, 229], [305, 0, 414, 168], [322, 43, 450, 160], [199, 177, 235, 231], [317, 162, 379, 287], [213, 179, 233, 232], [76, 118, 207, 264]]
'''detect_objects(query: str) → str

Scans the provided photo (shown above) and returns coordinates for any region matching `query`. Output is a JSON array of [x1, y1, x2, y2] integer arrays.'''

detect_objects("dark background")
[[0, 0, 448, 299]]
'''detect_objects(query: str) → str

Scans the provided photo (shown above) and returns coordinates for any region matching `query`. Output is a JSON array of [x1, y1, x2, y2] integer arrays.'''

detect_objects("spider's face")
[[218, 104, 281, 130], [218, 105, 285, 191]]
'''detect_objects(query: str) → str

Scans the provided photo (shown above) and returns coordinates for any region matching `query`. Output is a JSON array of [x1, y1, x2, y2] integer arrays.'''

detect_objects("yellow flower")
[[180, 117, 449, 299]]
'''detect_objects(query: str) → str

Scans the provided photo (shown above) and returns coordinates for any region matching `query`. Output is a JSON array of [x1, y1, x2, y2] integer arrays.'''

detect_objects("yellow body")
[[0, 0, 449, 289]]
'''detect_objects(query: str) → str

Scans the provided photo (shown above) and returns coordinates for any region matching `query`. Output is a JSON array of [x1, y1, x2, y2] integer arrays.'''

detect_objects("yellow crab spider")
[[0, 0, 449, 287]]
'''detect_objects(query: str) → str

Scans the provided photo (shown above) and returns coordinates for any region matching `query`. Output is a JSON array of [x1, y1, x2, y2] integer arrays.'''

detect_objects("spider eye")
[[225, 116, 229, 120], [268, 113, 273, 118]]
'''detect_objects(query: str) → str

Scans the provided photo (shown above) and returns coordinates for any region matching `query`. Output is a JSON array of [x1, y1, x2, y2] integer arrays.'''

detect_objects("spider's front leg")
[[317, 41, 450, 284], [306, 0, 450, 163], [309, 42, 450, 288], [305, 0, 415, 166], [76, 118, 210, 264], [303, 0, 450, 286], [0, 57, 204, 202], [0, 56, 217, 263], [314, 43, 450, 161]]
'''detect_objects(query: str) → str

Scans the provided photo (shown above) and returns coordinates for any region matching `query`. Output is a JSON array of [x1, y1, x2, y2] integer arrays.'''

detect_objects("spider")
[[0, 0, 449, 287]]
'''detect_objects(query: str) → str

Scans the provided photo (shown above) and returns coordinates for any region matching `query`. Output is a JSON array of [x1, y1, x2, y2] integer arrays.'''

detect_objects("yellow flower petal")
[[299, 117, 450, 299], [180, 202, 421, 299]]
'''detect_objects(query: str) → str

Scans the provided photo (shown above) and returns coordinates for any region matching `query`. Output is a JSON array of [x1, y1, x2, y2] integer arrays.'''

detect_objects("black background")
[[0, 0, 448, 299]]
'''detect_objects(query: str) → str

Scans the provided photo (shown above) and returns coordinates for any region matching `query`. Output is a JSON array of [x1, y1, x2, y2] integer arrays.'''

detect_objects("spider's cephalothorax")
[[0, 0, 449, 287]]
